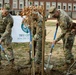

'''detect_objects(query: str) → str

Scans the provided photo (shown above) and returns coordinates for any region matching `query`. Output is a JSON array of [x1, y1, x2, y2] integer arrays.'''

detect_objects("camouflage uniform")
[[49, 6, 75, 64], [34, 13, 43, 64], [54, 9, 75, 64], [0, 11, 3, 64], [23, 11, 46, 64], [0, 4, 14, 65]]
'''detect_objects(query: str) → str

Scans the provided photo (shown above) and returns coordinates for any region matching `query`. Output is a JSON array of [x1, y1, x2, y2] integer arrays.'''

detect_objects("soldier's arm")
[[1, 18, 13, 41], [55, 17, 68, 43], [55, 33, 65, 43]]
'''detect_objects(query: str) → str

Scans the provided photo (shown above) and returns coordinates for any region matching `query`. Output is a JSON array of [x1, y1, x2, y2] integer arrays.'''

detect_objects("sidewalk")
[[47, 19, 76, 23]]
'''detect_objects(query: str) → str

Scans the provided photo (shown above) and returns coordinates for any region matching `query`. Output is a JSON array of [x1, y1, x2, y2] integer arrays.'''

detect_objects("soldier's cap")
[[3, 3, 10, 10], [49, 6, 56, 17]]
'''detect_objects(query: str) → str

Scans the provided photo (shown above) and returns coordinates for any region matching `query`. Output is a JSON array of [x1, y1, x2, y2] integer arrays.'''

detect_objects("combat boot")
[[0, 61, 3, 69], [57, 59, 74, 71], [26, 51, 32, 65], [9, 58, 15, 68], [70, 59, 74, 65], [26, 56, 32, 65], [0, 61, 1, 68], [54, 63, 70, 71]]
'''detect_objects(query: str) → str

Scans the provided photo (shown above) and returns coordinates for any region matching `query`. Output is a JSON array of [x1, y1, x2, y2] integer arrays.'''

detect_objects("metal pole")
[[42, 2, 46, 75]]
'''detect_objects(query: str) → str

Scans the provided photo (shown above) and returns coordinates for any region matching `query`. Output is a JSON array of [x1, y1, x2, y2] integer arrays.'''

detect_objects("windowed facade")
[[25, 0, 29, 7], [73, 3, 76, 11], [46, 2, 50, 10], [0, 0, 3, 8], [19, 0, 24, 9], [52, 2, 56, 7], [34, 1, 39, 6], [57, 2, 61, 9], [40, 2, 44, 6], [4, 0, 9, 3], [0, 0, 76, 18], [13, 0, 18, 9], [68, 3, 72, 11], [63, 3, 67, 10]]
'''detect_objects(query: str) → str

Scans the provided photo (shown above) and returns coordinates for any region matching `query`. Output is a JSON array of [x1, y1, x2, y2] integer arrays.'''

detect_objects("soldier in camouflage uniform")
[[0, 3, 14, 68], [33, 12, 44, 65], [49, 6, 75, 70]]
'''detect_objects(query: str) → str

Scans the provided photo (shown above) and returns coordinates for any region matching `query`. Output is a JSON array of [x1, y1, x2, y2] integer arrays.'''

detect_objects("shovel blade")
[[44, 64, 53, 70], [5, 55, 10, 62]]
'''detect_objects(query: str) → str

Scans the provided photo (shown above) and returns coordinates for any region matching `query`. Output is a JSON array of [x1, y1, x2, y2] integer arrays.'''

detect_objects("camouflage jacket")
[[33, 12, 43, 40], [56, 9, 73, 42], [0, 14, 13, 41]]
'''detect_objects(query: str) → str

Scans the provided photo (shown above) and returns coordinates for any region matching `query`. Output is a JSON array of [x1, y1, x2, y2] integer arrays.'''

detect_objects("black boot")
[[70, 59, 74, 65], [0, 61, 3, 69], [9, 58, 15, 67]]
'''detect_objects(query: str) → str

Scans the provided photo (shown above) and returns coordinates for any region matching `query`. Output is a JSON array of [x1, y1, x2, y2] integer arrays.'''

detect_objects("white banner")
[[11, 16, 30, 43]]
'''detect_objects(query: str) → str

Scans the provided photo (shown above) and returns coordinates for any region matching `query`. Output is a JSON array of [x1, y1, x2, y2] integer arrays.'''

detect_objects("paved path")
[[47, 19, 76, 23]]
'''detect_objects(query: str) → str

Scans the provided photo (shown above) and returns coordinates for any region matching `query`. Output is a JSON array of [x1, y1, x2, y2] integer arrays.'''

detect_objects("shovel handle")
[[53, 24, 58, 40], [0, 44, 10, 62], [0, 45, 4, 51], [50, 24, 58, 52]]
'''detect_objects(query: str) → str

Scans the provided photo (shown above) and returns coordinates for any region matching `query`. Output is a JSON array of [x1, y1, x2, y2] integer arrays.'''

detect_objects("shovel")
[[44, 24, 58, 71], [0, 45, 10, 62], [66, 61, 76, 75]]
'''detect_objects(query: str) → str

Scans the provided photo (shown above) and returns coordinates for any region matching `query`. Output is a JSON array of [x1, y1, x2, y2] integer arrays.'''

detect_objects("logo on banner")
[[21, 24, 30, 33]]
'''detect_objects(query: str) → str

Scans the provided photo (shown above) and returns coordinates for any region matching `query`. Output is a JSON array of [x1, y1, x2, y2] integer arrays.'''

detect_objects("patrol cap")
[[3, 3, 10, 10], [49, 6, 56, 17], [49, 6, 56, 13]]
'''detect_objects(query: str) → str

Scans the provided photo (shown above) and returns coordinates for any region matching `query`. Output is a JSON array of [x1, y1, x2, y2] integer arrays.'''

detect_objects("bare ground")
[[0, 42, 76, 75], [0, 25, 76, 75]]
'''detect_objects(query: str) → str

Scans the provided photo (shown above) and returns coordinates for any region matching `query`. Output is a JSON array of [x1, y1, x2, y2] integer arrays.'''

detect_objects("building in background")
[[0, 0, 76, 19]]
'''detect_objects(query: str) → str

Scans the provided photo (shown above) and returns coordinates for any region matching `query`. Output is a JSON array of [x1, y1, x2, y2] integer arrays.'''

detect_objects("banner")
[[11, 16, 30, 43]]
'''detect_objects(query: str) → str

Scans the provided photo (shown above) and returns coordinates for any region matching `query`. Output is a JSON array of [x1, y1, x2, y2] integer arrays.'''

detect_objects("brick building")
[[34, 0, 76, 19], [0, 0, 76, 18]]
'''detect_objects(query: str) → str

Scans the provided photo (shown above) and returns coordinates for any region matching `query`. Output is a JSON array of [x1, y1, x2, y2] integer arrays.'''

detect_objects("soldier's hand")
[[56, 23, 59, 26], [0, 39, 1, 44], [71, 29, 75, 34], [52, 40, 56, 45]]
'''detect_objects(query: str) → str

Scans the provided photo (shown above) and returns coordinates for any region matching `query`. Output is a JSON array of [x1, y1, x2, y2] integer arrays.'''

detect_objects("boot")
[[70, 59, 74, 65], [0, 61, 1, 69], [57, 59, 74, 71], [0, 61, 3, 69], [9, 58, 15, 68], [27, 50, 32, 65], [54, 63, 70, 71]]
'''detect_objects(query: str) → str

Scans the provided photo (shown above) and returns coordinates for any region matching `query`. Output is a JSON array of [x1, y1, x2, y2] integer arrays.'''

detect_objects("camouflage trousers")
[[35, 38, 42, 64], [0, 36, 14, 62], [62, 33, 75, 64]]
